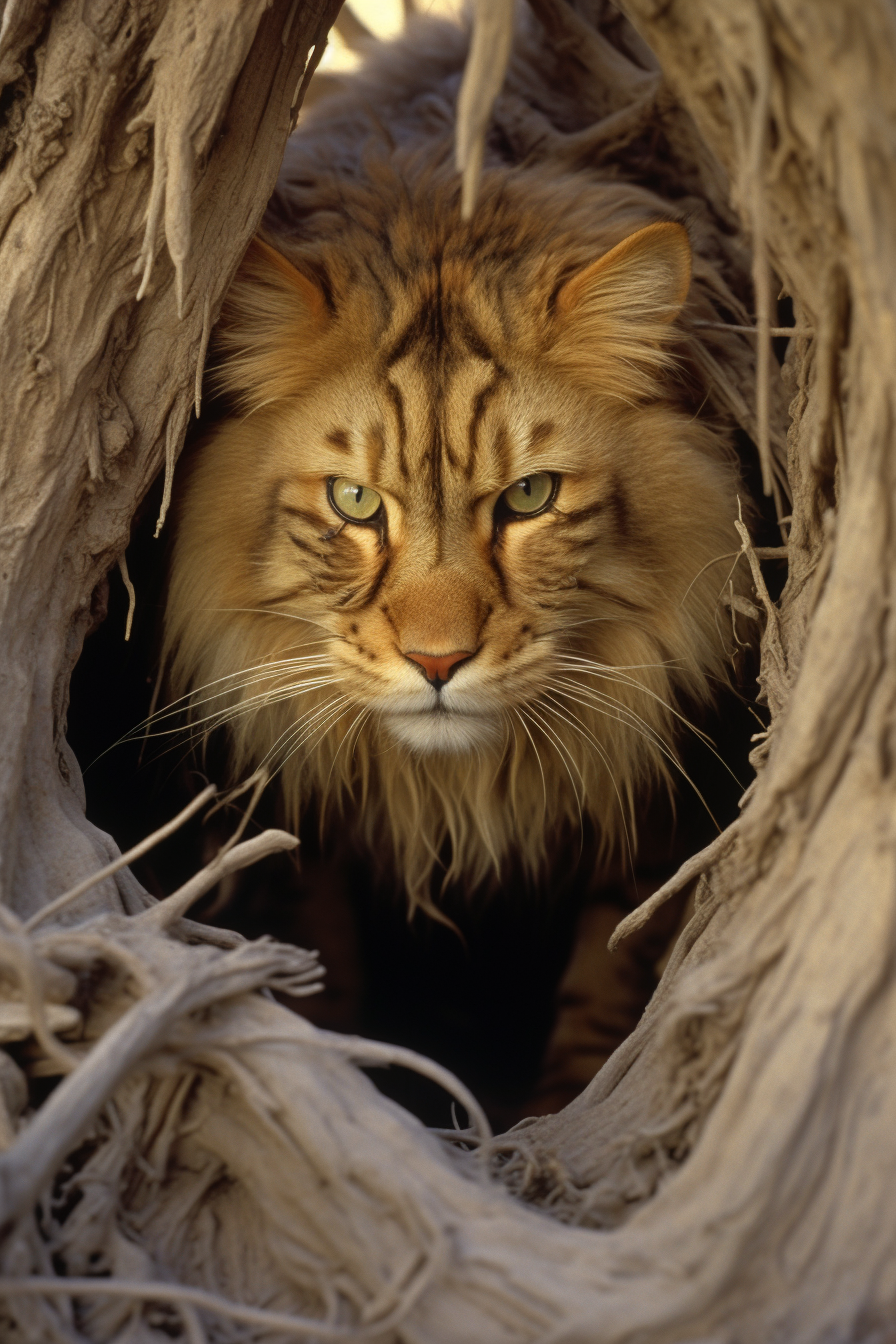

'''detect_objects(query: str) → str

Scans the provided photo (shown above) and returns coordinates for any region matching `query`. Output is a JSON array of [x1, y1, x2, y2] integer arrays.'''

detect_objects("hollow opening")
[[65, 0, 784, 1132]]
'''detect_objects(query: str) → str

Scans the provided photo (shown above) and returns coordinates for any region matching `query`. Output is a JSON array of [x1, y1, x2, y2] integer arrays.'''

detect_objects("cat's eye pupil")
[[502, 472, 556, 517], [329, 477, 383, 522]]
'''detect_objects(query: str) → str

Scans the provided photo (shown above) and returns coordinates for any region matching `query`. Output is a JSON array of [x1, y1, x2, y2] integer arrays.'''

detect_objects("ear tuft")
[[552, 222, 692, 402]]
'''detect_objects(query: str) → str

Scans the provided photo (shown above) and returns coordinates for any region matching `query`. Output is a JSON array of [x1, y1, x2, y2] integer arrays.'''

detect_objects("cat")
[[162, 8, 749, 918]]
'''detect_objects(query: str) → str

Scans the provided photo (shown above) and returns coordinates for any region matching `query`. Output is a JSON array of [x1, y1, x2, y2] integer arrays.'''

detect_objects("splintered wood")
[[0, 1, 891, 1340]]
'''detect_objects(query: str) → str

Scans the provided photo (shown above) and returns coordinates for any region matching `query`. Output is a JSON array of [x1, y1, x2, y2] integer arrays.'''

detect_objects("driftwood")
[[0, 0, 892, 1340]]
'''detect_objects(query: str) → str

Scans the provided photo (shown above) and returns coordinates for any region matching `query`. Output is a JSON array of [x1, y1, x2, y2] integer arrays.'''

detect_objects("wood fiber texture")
[[0, 0, 890, 1340]]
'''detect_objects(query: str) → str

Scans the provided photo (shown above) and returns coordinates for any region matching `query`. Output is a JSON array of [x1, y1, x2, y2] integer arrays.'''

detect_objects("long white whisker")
[[550, 682, 721, 830], [125, 653, 338, 735], [262, 695, 354, 774], [537, 692, 637, 883], [280, 696, 356, 770], [513, 708, 547, 821], [554, 671, 741, 789], [324, 701, 374, 794], [554, 659, 717, 750], [148, 677, 342, 742], [519, 704, 584, 840]]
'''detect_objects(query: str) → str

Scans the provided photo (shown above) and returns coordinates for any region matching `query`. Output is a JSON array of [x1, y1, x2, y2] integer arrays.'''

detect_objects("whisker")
[[261, 695, 354, 776], [121, 653, 339, 738], [279, 696, 356, 772], [554, 658, 718, 750], [555, 670, 743, 790], [549, 681, 722, 830], [679, 551, 741, 608], [519, 704, 584, 841], [537, 692, 637, 885], [142, 677, 342, 742], [513, 708, 548, 821], [324, 701, 374, 794], [213, 607, 345, 640]]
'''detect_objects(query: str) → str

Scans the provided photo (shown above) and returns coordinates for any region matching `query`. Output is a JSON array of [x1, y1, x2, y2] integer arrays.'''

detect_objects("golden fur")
[[163, 32, 748, 914]]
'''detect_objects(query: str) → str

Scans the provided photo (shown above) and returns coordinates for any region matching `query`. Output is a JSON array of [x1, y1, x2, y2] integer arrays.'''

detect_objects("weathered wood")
[[0, 0, 340, 922], [1, 1, 892, 1340]]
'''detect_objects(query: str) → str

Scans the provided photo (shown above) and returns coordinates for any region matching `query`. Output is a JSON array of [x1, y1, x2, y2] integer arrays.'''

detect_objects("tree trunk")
[[1, 1, 893, 1340], [0, 0, 340, 923]]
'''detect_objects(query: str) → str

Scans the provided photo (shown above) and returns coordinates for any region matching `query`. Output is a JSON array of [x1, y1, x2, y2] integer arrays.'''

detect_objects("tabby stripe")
[[488, 542, 510, 604], [490, 420, 511, 484], [289, 534, 330, 561], [383, 305, 431, 369], [429, 417, 445, 539], [365, 424, 386, 482], [281, 503, 328, 529], [383, 379, 409, 478], [326, 429, 351, 454], [558, 501, 608, 527], [527, 420, 555, 450], [260, 585, 312, 607], [357, 553, 391, 609], [465, 374, 504, 478], [608, 478, 634, 542], [574, 578, 646, 612], [453, 306, 495, 364]]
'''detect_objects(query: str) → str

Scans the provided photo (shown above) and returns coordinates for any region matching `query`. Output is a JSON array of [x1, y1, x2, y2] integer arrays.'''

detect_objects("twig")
[[0, 942, 320, 1231], [746, 12, 774, 500], [118, 553, 136, 642], [194, 291, 211, 418], [136, 829, 299, 930], [455, 0, 514, 219], [315, 1032, 492, 1149], [154, 410, 178, 538], [692, 320, 813, 337], [25, 785, 217, 932], [608, 825, 738, 951], [0, 1276, 415, 1341]]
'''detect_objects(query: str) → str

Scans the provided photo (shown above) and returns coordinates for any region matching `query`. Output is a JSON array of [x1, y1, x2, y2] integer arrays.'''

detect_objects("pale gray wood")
[[1, 1, 890, 1340]]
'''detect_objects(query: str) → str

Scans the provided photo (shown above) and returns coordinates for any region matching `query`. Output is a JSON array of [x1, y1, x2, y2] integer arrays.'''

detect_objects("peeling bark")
[[0, 0, 340, 922], [1, 1, 892, 1341]]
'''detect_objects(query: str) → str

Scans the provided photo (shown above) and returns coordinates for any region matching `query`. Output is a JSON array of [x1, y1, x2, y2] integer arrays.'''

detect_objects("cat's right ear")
[[214, 237, 331, 412], [551, 222, 691, 403]]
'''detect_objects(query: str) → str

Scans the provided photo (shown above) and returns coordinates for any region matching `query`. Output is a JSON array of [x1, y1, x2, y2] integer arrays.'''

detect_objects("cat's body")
[[164, 9, 749, 913]]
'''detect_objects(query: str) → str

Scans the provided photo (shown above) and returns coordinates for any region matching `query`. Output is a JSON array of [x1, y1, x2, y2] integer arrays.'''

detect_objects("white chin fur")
[[382, 710, 503, 754]]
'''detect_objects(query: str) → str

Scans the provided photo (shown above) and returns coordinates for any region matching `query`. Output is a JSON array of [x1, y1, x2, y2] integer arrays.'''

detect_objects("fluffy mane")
[[162, 20, 752, 915]]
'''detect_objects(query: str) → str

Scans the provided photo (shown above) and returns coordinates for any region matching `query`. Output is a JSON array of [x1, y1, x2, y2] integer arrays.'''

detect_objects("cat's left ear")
[[214, 236, 332, 411], [552, 222, 691, 400]]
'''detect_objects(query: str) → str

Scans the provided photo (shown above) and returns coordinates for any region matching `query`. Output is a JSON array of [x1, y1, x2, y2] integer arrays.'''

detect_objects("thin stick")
[[318, 1033, 492, 1149], [608, 824, 739, 951], [0, 1277, 412, 1341], [692, 321, 812, 337], [154, 411, 178, 538], [136, 829, 298, 930], [118, 553, 136, 642], [455, 0, 514, 218], [25, 785, 217, 931], [194, 291, 211, 418], [748, 16, 773, 496]]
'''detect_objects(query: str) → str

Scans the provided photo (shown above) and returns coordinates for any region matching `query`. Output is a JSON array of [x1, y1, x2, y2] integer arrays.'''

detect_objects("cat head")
[[164, 165, 746, 908]]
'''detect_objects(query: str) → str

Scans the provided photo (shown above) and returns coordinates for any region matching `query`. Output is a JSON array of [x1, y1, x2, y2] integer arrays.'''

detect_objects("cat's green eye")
[[502, 472, 556, 517], [328, 477, 383, 522]]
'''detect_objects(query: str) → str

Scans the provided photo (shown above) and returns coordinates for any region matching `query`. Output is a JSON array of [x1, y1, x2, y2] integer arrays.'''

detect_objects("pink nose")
[[405, 649, 473, 685]]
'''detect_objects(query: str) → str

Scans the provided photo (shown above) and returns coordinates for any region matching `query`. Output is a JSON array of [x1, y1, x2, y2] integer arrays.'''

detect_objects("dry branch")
[[0, 0, 893, 1340]]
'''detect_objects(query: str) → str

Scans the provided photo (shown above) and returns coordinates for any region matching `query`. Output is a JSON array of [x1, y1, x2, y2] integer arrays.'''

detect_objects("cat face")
[[164, 172, 745, 905]]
